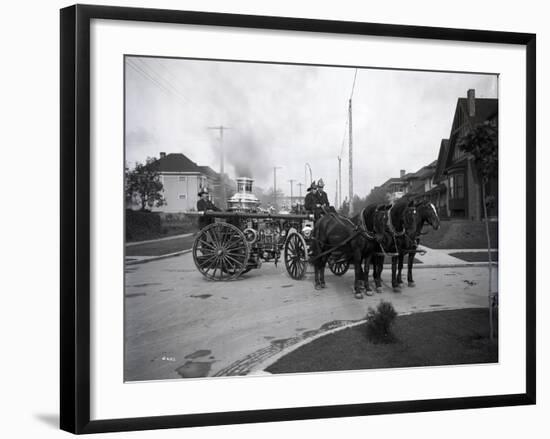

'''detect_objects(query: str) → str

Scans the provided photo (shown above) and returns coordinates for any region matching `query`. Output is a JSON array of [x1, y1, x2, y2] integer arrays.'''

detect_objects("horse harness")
[[308, 208, 377, 262]]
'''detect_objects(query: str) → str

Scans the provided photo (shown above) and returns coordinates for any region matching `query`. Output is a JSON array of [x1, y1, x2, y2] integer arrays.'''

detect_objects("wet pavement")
[[124, 252, 494, 381]]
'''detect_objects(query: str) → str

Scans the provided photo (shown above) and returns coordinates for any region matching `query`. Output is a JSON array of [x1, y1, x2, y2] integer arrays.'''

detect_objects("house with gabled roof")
[[433, 90, 498, 220], [150, 152, 234, 212]]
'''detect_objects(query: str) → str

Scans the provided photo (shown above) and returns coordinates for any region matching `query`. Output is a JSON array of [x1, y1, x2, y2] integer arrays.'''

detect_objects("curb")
[[126, 232, 194, 247], [125, 249, 192, 265], [390, 262, 498, 269], [125, 252, 497, 268], [248, 305, 484, 375]]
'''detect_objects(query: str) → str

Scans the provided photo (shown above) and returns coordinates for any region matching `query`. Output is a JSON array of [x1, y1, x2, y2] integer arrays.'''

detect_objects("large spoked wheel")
[[328, 256, 350, 276], [192, 222, 249, 281], [284, 232, 308, 280]]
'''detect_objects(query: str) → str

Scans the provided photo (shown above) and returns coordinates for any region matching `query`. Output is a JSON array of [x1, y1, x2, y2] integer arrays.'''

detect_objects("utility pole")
[[288, 179, 295, 207], [273, 166, 282, 209], [297, 182, 304, 212], [338, 156, 342, 210], [348, 99, 353, 215], [207, 125, 230, 209]]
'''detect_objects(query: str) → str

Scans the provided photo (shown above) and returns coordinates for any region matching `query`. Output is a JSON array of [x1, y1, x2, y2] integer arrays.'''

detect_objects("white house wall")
[[153, 174, 205, 213]]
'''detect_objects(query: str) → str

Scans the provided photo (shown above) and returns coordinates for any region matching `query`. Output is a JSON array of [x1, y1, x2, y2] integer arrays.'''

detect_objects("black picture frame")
[[60, 4, 536, 434]]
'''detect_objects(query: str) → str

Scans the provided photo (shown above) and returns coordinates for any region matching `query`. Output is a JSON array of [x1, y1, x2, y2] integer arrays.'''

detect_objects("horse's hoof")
[[320, 282, 326, 289], [355, 292, 364, 299], [376, 287, 383, 294], [408, 282, 416, 288], [393, 287, 402, 293], [365, 289, 374, 297], [314, 284, 323, 291]]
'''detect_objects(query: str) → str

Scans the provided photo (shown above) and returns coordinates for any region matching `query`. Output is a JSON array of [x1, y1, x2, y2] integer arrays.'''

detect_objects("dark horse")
[[377, 198, 419, 292], [310, 208, 388, 299], [351, 204, 393, 294], [374, 198, 441, 291], [395, 200, 441, 288]]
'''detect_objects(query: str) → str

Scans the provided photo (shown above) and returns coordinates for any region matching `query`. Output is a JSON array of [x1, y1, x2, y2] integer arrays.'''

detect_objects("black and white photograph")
[[124, 56, 499, 382]]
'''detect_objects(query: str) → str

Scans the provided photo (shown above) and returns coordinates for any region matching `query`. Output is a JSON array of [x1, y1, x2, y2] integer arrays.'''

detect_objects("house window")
[[179, 194, 186, 200], [179, 176, 186, 182], [450, 174, 465, 199], [455, 174, 464, 199]]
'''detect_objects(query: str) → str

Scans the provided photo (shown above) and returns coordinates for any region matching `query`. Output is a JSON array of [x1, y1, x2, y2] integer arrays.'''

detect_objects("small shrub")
[[126, 210, 162, 242], [365, 300, 398, 344]]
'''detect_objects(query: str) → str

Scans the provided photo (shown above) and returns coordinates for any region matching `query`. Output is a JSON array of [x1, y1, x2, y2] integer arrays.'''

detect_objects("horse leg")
[[314, 259, 325, 290], [353, 251, 365, 299], [374, 254, 383, 293], [320, 256, 327, 288], [397, 253, 404, 286], [407, 250, 416, 287], [363, 254, 373, 296], [392, 256, 401, 292], [311, 238, 323, 290]]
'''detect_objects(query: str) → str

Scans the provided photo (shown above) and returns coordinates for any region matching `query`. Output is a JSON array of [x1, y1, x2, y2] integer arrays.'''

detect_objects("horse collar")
[[387, 204, 405, 236]]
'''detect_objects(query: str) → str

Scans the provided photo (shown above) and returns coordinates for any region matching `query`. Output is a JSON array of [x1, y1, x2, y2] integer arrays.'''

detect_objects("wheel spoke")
[[205, 230, 218, 247], [198, 253, 218, 268], [225, 253, 245, 266], [198, 238, 216, 249]]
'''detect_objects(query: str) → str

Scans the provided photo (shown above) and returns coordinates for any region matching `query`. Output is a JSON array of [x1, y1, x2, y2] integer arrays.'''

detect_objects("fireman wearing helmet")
[[196, 187, 220, 229], [316, 179, 330, 209], [304, 181, 318, 214]]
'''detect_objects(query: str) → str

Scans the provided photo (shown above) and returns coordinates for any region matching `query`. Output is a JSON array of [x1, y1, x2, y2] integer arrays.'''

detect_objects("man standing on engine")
[[304, 181, 319, 215], [317, 178, 330, 209]]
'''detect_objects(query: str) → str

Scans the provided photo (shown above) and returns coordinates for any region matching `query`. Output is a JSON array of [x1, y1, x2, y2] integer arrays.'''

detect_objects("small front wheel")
[[328, 257, 350, 276], [284, 232, 307, 280]]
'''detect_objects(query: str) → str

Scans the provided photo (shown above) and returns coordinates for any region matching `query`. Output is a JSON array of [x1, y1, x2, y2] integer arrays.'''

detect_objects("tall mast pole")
[[273, 166, 282, 209], [348, 99, 353, 215], [207, 125, 230, 209], [288, 179, 295, 207], [338, 156, 342, 210]]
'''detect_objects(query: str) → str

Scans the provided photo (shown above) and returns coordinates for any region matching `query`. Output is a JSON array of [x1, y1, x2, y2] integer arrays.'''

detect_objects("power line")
[[136, 59, 188, 102], [135, 58, 188, 104], [350, 68, 358, 100], [126, 59, 187, 107]]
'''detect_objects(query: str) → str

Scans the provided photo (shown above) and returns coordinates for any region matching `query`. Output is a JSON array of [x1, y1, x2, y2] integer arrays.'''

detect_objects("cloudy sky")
[[125, 56, 497, 201]]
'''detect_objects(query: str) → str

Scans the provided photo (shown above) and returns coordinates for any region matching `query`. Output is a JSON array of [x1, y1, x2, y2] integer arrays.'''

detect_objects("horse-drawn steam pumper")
[[187, 177, 316, 281]]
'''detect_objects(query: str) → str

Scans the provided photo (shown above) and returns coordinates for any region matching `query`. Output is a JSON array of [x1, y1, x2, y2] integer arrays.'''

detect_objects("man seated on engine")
[[196, 187, 220, 229]]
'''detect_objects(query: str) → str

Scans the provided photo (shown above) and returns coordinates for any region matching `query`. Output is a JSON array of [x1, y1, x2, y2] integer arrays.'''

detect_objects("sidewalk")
[[126, 232, 193, 247], [416, 245, 469, 265]]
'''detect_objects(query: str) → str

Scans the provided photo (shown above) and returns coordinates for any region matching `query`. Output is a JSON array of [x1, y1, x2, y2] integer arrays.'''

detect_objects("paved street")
[[124, 250, 494, 381]]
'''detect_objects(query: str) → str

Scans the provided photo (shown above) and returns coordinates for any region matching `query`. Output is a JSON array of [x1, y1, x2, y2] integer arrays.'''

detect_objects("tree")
[[457, 119, 498, 340], [125, 157, 166, 211], [351, 194, 367, 215], [365, 185, 390, 207], [338, 198, 350, 216]]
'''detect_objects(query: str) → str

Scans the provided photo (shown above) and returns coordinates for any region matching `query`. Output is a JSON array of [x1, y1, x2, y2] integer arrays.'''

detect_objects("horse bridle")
[[387, 204, 417, 251]]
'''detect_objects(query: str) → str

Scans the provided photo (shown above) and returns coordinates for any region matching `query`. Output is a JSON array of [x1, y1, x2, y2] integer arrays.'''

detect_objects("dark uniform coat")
[[318, 190, 330, 207], [305, 191, 326, 220], [304, 191, 319, 213], [197, 198, 220, 229]]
